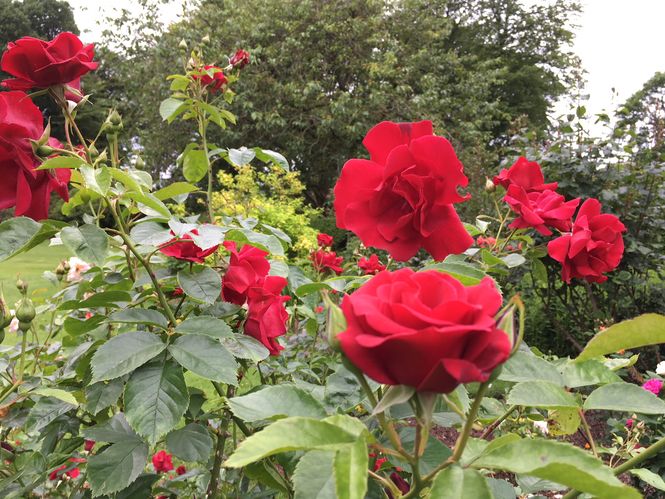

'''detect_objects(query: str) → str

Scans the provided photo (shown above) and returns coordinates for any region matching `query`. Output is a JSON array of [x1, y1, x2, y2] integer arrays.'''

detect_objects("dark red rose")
[[171, 287, 184, 297], [0, 91, 71, 220], [334, 120, 473, 261], [230, 49, 250, 69], [504, 185, 580, 236], [152, 450, 174, 473], [317, 232, 334, 248], [390, 472, 410, 495], [338, 268, 511, 393], [547, 198, 626, 283], [222, 241, 270, 305], [493, 157, 558, 192], [1, 32, 98, 91], [310, 249, 343, 274], [194, 65, 227, 94], [176, 465, 187, 475], [358, 254, 385, 275], [159, 229, 219, 263], [245, 276, 290, 356], [84, 439, 95, 452], [49, 463, 80, 481]]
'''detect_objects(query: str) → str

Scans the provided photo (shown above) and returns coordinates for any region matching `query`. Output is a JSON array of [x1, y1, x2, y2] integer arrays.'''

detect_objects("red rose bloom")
[[338, 269, 511, 393], [230, 49, 250, 69], [0, 91, 71, 220], [504, 185, 580, 236], [476, 236, 496, 248], [152, 450, 174, 473], [310, 249, 343, 274], [84, 439, 95, 452], [493, 157, 558, 192], [176, 465, 187, 475], [358, 254, 385, 275], [221, 241, 270, 305], [49, 463, 80, 481], [159, 229, 219, 263], [244, 276, 290, 356], [1, 32, 98, 91], [547, 198, 626, 283], [194, 65, 227, 94], [334, 120, 473, 261], [317, 232, 334, 248]]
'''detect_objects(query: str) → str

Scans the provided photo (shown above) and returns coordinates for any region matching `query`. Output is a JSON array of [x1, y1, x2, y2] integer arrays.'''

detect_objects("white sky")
[[66, 0, 665, 119]]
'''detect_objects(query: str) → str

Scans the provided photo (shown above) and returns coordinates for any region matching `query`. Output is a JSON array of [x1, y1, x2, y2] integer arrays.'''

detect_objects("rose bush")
[[0, 29, 664, 499]]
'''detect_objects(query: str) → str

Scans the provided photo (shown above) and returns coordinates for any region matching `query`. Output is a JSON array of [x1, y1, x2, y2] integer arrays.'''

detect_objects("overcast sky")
[[67, 0, 665, 119]]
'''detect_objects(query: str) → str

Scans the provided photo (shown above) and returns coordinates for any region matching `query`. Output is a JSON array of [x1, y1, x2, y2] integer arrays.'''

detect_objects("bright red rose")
[[222, 241, 270, 305], [547, 198, 626, 283], [230, 49, 250, 69], [504, 185, 580, 236], [49, 463, 80, 481], [1, 32, 98, 91], [310, 249, 343, 274], [152, 450, 174, 473], [176, 465, 187, 475], [0, 91, 71, 220], [338, 268, 511, 393], [358, 254, 385, 275], [244, 276, 290, 356], [317, 232, 334, 247], [493, 157, 558, 192], [194, 65, 227, 94], [334, 120, 473, 261], [84, 439, 95, 452], [159, 229, 219, 263]]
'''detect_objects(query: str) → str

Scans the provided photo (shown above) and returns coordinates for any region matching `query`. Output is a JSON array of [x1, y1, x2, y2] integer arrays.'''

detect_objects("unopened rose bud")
[[179, 39, 188, 50], [323, 296, 346, 351], [16, 279, 28, 296], [36, 145, 55, 157], [230, 49, 250, 69], [135, 156, 145, 169], [201, 35, 210, 44], [485, 177, 496, 193], [16, 298, 35, 324], [88, 144, 99, 159]]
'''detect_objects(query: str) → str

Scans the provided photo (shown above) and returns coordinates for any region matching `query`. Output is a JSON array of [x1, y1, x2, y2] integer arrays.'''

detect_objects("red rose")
[[48, 463, 80, 481], [194, 65, 227, 94], [222, 241, 270, 305], [1, 32, 98, 91], [244, 276, 290, 356], [159, 229, 219, 263], [230, 49, 250, 69], [338, 269, 511, 393], [152, 450, 174, 473], [504, 185, 580, 236], [334, 120, 473, 261], [358, 254, 385, 275], [547, 198, 626, 283], [310, 249, 343, 274], [317, 232, 334, 248], [0, 91, 71, 220], [476, 236, 496, 248], [493, 157, 558, 192], [176, 465, 187, 475], [84, 439, 95, 452]]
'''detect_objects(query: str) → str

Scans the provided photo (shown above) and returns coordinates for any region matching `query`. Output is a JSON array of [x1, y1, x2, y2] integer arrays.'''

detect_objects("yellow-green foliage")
[[212, 164, 319, 255]]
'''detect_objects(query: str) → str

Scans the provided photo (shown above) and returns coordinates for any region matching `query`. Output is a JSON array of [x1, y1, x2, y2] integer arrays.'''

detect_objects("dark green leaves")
[[108, 309, 168, 329], [90, 332, 166, 383], [166, 423, 213, 462], [124, 358, 189, 444], [0, 217, 42, 262], [25, 397, 76, 432], [177, 267, 222, 304], [85, 379, 125, 415], [168, 335, 238, 384], [175, 315, 232, 339]]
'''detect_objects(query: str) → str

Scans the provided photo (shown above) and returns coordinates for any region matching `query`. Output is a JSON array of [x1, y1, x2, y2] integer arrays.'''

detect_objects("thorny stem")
[[480, 405, 517, 439]]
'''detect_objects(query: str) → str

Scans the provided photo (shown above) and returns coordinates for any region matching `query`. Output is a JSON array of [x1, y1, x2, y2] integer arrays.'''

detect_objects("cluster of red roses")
[[192, 49, 250, 94], [309, 233, 344, 274], [494, 157, 626, 283], [152, 449, 186, 476], [0, 32, 98, 219], [159, 233, 289, 356]]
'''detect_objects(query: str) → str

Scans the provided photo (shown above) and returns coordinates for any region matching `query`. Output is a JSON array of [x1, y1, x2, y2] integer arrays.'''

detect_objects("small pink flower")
[[66, 256, 91, 282], [642, 379, 663, 395], [626, 419, 633, 429]]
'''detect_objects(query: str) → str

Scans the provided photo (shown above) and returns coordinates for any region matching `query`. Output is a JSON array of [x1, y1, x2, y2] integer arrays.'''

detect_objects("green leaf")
[[64, 315, 106, 336], [499, 351, 564, 385], [130, 221, 172, 246], [168, 334, 238, 384], [109, 168, 145, 194], [228, 385, 327, 422], [177, 267, 222, 304], [548, 407, 581, 436], [91, 332, 166, 383], [124, 358, 189, 444], [422, 257, 487, 285], [60, 290, 132, 310], [87, 438, 148, 497], [372, 385, 415, 415], [160, 97, 187, 122], [430, 465, 494, 499], [507, 381, 579, 409], [80, 165, 111, 195], [31, 388, 78, 406], [253, 148, 289, 171], [501, 253, 526, 268], [124, 192, 171, 219], [108, 309, 168, 329], [577, 314, 665, 361], [182, 148, 208, 183], [225, 417, 357, 468], [83, 413, 138, 443], [559, 359, 621, 388], [0, 217, 42, 262], [37, 155, 86, 170], [154, 182, 198, 201], [293, 450, 336, 499], [333, 436, 368, 499], [85, 379, 125, 415], [473, 439, 640, 499], [25, 397, 76, 432], [60, 224, 108, 266], [630, 468, 665, 491], [176, 315, 233, 339], [584, 382, 665, 414], [228, 147, 256, 166], [166, 423, 213, 462], [221, 334, 270, 362]]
